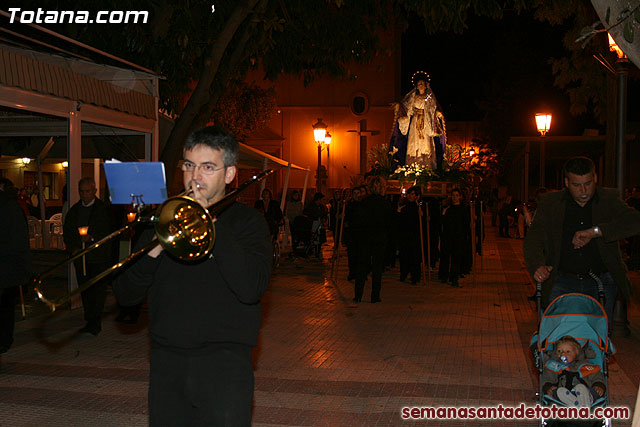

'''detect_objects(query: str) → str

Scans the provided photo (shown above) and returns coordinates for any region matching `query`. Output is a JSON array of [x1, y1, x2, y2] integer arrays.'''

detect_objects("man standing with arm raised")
[[114, 126, 272, 426], [524, 156, 640, 321]]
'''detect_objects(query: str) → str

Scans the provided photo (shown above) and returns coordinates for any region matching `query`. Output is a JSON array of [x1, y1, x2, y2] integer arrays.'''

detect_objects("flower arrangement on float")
[[365, 142, 499, 188]]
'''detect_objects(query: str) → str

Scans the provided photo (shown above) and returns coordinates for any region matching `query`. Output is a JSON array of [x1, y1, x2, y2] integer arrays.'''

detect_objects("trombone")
[[34, 169, 275, 311]]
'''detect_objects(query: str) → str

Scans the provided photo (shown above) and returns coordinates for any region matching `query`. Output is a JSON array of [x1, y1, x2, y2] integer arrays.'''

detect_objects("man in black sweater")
[[63, 177, 113, 335], [114, 126, 272, 426]]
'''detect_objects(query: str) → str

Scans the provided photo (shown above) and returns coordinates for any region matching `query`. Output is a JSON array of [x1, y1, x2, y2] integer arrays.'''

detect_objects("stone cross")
[[347, 119, 379, 175]]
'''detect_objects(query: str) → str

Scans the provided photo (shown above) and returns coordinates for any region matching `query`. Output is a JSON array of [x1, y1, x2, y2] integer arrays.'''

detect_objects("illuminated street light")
[[312, 118, 328, 192], [21, 157, 31, 166], [535, 113, 552, 136], [535, 113, 552, 190]]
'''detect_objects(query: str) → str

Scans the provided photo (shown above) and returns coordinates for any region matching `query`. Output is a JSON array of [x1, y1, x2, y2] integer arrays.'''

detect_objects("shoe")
[[352, 297, 361, 303], [0, 344, 10, 354], [371, 297, 381, 303], [79, 323, 101, 336], [399, 275, 406, 282], [410, 280, 418, 286], [450, 281, 460, 288], [347, 274, 354, 281]]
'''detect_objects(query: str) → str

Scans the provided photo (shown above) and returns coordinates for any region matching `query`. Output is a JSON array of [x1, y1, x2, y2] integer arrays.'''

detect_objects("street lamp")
[[608, 33, 631, 338], [535, 113, 552, 189], [312, 118, 328, 192], [535, 113, 552, 136], [608, 33, 629, 197]]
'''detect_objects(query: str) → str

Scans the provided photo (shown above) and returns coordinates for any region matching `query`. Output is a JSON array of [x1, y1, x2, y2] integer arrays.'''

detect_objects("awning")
[[0, 43, 156, 119], [238, 142, 308, 171]]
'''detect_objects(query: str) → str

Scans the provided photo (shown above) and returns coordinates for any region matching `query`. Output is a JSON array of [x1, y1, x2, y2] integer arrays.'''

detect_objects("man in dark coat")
[[524, 157, 640, 320], [352, 177, 393, 303], [397, 186, 423, 285], [0, 178, 31, 353], [63, 177, 114, 335]]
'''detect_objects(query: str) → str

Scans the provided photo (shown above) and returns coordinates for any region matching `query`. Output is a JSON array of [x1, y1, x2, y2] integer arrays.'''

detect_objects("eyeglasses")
[[181, 161, 225, 175]]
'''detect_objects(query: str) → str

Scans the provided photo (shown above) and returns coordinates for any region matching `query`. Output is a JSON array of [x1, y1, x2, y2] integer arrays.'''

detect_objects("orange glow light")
[[535, 113, 552, 136], [608, 33, 626, 59]]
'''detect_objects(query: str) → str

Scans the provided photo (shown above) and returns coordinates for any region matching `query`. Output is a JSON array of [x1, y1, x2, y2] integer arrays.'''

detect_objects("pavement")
[[2, 219, 640, 426]]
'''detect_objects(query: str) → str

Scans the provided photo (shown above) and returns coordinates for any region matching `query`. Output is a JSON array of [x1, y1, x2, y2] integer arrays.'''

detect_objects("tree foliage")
[[212, 83, 276, 141], [15, 0, 526, 188], [533, 0, 612, 121]]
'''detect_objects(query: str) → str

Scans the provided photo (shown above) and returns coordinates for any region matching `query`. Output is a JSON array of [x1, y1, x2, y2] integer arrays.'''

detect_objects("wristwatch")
[[592, 225, 602, 237]]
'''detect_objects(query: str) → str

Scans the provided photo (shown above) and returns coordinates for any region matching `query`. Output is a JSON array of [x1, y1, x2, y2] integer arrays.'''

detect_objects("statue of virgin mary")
[[390, 71, 446, 169]]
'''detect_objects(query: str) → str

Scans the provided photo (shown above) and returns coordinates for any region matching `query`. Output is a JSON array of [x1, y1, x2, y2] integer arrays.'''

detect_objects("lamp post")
[[535, 113, 552, 189], [608, 33, 631, 337], [312, 118, 328, 193], [608, 33, 628, 196]]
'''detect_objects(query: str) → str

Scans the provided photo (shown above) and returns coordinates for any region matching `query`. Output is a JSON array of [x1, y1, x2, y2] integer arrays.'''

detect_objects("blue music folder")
[[104, 161, 168, 205]]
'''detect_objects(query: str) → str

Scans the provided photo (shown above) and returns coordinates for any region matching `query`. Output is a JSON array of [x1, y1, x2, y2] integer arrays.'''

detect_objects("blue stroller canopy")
[[537, 293, 613, 354]]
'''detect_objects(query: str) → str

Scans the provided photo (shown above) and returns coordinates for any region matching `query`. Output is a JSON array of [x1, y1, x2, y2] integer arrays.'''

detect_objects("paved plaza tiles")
[[2, 224, 640, 426]]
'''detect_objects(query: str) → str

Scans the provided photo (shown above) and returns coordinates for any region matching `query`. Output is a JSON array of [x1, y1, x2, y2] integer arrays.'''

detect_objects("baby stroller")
[[290, 215, 323, 258], [531, 293, 615, 427]]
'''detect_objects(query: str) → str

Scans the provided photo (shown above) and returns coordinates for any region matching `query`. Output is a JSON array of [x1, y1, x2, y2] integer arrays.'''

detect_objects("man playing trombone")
[[114, 126, 272, 426]]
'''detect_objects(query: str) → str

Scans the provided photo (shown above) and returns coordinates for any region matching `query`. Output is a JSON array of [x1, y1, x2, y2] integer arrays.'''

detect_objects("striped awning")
[[0, 44, 156, 119]]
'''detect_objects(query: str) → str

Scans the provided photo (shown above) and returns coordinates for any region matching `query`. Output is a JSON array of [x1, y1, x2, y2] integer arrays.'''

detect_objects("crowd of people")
[[272, 177, 481, 303]]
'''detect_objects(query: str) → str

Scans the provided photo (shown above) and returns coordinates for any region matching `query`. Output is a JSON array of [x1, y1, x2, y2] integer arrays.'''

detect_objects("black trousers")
[[75, 261, 109, 325], [439, 251, 461, 284], [355, 239, 386, 300], [346, 238, 359, 278], [149, 343, 254, 426], [0, 286, 18, 349], [399, 236, 421, 282]]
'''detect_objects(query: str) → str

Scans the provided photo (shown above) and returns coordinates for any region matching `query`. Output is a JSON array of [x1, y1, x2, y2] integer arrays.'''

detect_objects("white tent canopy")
[[237, 142, 310, 211]]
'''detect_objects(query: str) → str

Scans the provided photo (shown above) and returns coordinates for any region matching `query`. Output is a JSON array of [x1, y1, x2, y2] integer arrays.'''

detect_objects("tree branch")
[[161, 0, 259, 189]]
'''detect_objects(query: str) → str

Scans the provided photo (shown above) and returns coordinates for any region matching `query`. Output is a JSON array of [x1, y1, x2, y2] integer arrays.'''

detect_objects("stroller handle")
[[536, 281, 542, 318]]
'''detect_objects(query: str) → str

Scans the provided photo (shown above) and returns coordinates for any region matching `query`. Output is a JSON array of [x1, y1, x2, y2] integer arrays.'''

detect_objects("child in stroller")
[[531, 293, 615, 426], [542, 335, 606, 408]]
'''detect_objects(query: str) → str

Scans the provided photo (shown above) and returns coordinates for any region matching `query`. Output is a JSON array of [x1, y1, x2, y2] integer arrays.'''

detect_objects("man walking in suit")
[[524, 157, 640, 321]]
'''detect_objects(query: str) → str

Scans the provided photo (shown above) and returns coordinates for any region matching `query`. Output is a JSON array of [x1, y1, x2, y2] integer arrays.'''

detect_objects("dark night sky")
[[401, 10, 638, 137]]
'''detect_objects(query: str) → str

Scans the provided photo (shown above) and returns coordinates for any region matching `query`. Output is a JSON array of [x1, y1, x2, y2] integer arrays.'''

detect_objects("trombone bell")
[[155, 196, 215, 260]]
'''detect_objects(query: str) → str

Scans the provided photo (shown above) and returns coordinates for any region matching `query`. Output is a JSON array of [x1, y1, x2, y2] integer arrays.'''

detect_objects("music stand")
[[104, 161, 168, 207]]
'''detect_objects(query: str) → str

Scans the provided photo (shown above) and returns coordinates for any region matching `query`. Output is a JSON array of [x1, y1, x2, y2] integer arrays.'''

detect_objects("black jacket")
[[524, 187, 640, 301], [63, 198, 114, 264], [0, 191, 31, 289], [351, 194, 393, 244], [114, 202, 272, 350]]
